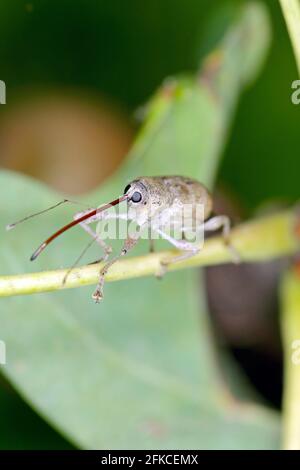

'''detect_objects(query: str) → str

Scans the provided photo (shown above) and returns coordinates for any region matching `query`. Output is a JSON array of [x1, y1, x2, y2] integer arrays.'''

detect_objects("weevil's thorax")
[[124, 176, 213, 227]]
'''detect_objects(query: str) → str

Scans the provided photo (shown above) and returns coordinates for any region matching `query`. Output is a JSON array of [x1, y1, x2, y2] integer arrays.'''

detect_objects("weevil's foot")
[[88, 258, 104, 266], [92, 288, 103, 303], [155, 261, 168, 280], [225, 240, 241, 264], [232, 250, 241, 264], [149, 239, 155, 254], [62, 269, 73, 285]]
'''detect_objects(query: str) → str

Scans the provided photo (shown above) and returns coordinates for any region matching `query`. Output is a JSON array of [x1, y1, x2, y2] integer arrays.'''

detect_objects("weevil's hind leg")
[[154, 228, 200, 278], [158, 247, 199, 279], [92, 233, 142, 303], [203, 215, 240, 263]]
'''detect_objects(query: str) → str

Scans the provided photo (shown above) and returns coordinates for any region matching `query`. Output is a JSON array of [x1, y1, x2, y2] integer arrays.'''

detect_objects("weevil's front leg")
[[74, 210, 112, 262], [203, 215, 240, 263], [154, 228, 200, 278], [149, 238, 155, 253], [92, 223, 145, 303], [63, 212, 129, 285], [74, 211, 128, 261]]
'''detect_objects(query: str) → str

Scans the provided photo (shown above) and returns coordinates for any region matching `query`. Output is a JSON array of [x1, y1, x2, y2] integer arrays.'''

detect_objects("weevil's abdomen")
[[158, 176, 213, 221]]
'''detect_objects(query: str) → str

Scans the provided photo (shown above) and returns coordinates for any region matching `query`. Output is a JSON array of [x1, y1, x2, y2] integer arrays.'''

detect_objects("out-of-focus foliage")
[[0, 379, 73, 449], [0, 3, 281, 449], [221, 0, 299, 209], [0, 1, 297, 207]]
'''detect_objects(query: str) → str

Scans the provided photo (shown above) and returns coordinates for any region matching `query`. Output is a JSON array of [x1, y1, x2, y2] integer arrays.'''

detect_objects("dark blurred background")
[[0, 0, 298, 448]]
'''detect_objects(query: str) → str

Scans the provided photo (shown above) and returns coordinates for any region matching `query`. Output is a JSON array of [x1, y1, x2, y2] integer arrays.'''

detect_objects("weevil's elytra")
[[11, 175, 239, 302]]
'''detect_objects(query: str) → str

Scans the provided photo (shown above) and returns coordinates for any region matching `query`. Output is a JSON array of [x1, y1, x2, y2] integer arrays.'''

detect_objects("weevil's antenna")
[[30, 194, 128, 261], [6, 199, 91, 231], [62, 236, 97, 285]]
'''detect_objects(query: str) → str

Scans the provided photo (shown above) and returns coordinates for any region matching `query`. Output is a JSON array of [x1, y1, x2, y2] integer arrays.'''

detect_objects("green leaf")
[[279, 0, 300, 77], [280, 270, 300, 449], [0, 379, 73, 449], [0, 3, 279, 449]]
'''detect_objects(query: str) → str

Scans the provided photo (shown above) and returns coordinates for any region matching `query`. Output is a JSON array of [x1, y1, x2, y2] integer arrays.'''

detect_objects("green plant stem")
[[280, 0, 300, 75], [280, 269, 300, 450], [0, 209, 298, 298]]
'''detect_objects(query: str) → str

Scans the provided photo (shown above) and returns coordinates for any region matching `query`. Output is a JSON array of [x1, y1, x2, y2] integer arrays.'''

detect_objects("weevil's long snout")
[[30, 194, 128, 261]]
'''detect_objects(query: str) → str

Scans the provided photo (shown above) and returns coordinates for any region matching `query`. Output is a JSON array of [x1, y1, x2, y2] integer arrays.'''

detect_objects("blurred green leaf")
[[0, 3, 279, 449], [0, 380, 73, 450], [279, 0, 300, 76], [221, 0, 299, 210], [280, 270, 300, 450]]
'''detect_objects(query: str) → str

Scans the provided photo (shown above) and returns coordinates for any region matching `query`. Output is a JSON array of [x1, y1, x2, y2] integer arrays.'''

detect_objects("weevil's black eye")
[[124, 184, 131, 194], [131, 191, 142, 203]]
